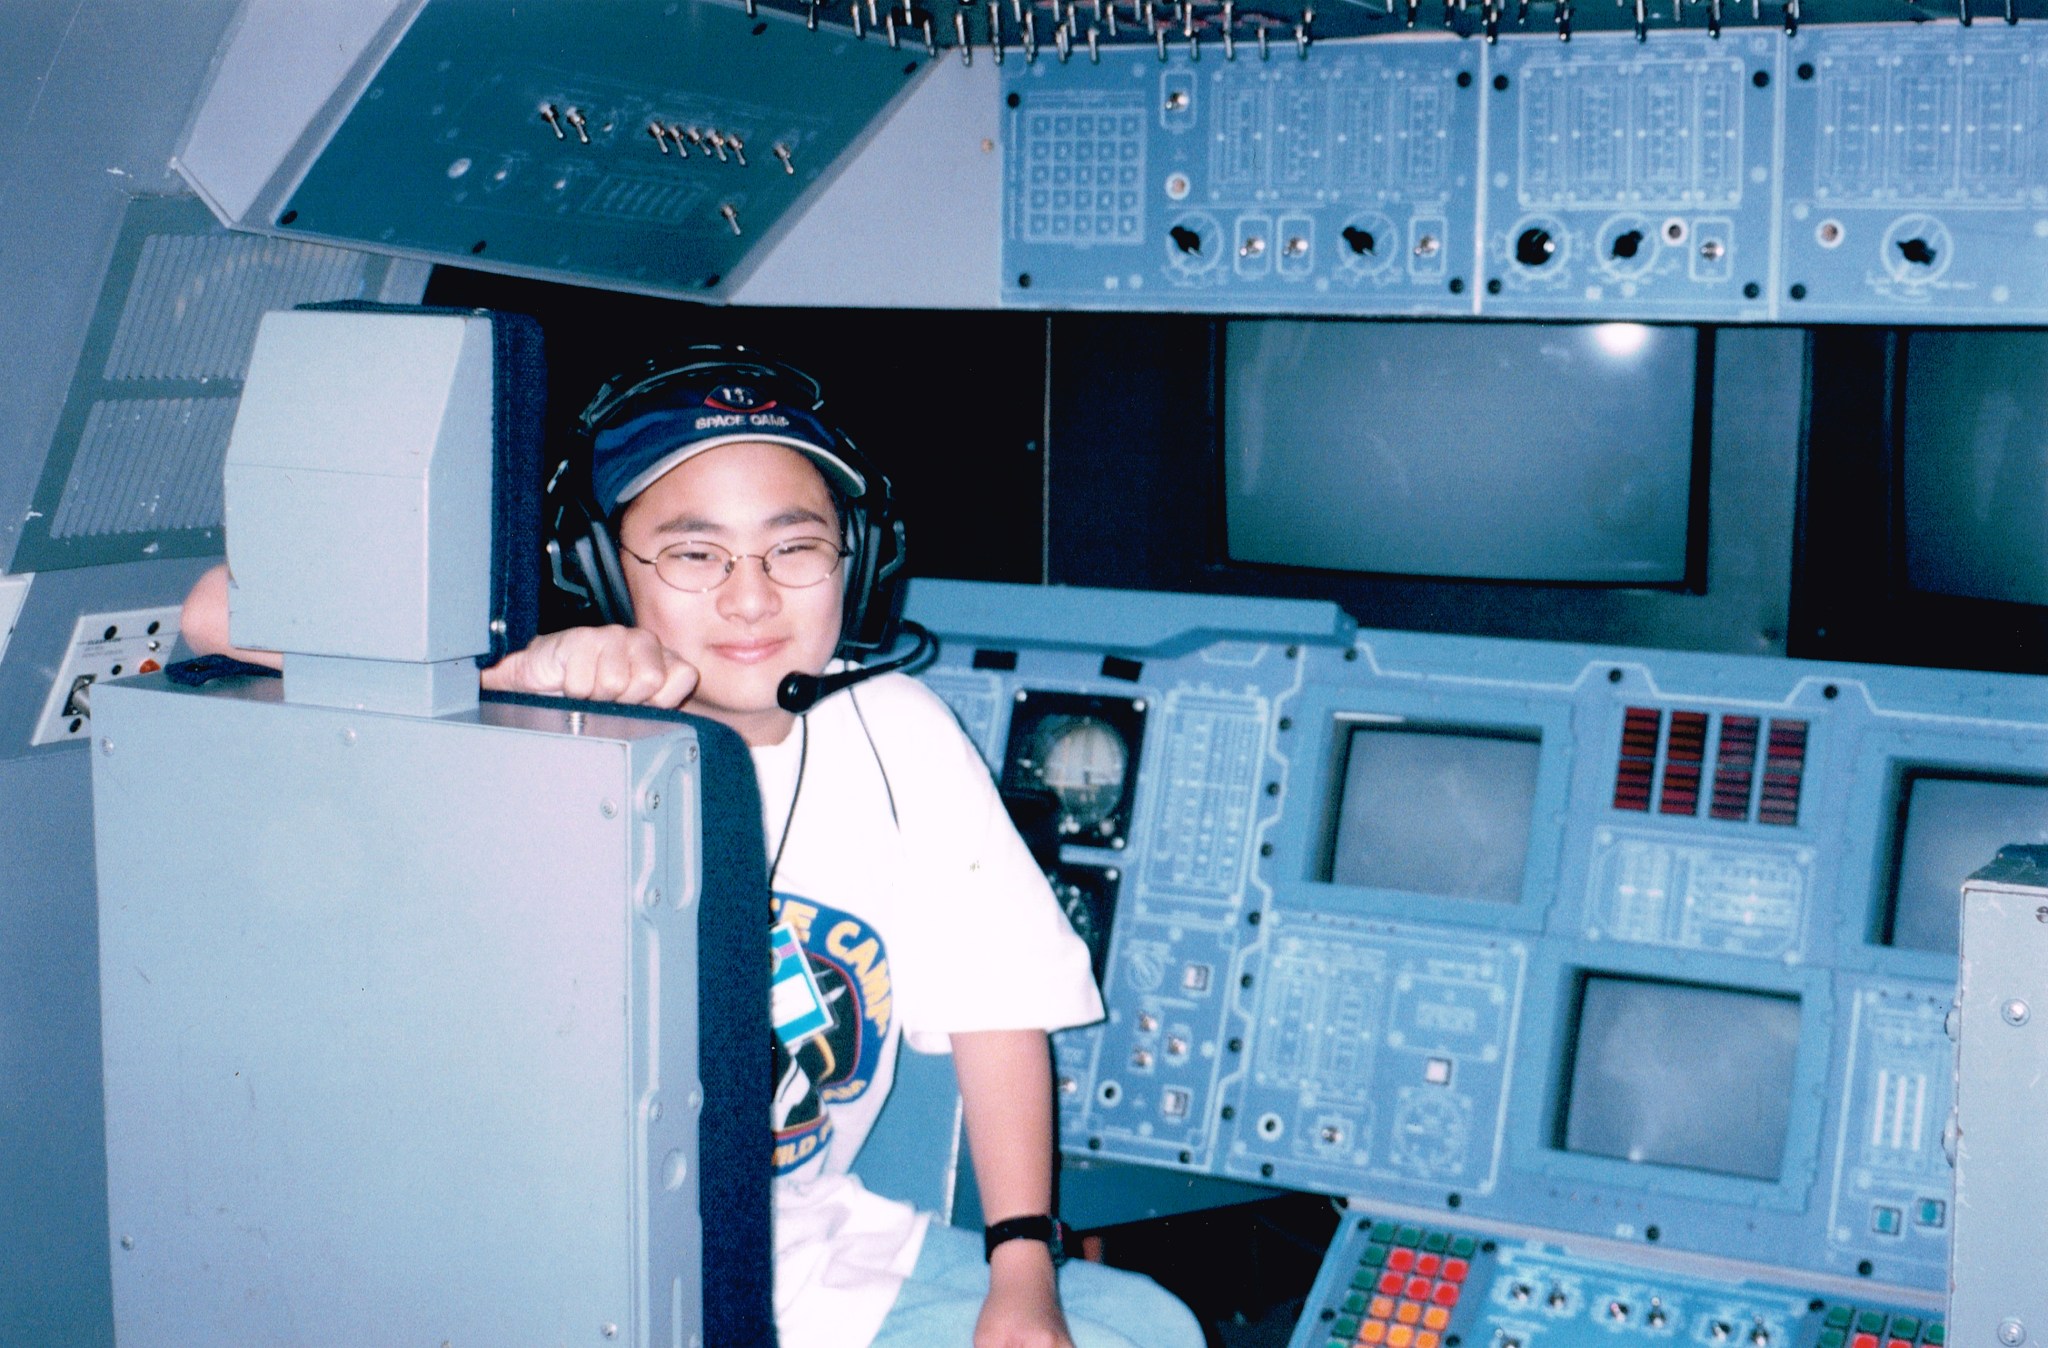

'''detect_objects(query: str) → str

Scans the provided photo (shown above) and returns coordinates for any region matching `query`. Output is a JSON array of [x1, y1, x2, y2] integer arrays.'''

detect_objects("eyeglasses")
[[619, 536, 849, 593]]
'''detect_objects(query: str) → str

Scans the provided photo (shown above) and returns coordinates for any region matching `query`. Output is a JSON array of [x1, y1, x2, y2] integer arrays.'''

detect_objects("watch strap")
[[983, 1215, 1071, 1264]]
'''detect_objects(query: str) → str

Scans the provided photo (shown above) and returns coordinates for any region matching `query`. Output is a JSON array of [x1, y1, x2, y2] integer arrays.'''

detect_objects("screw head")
[[2000, 1321, 2026, 1347], [2003, 999, 2031, 1026], [601, 799, 618, 819]]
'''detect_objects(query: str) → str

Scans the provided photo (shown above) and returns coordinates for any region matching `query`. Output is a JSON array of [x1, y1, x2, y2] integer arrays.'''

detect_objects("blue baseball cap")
[[589, 378, 867, 516]]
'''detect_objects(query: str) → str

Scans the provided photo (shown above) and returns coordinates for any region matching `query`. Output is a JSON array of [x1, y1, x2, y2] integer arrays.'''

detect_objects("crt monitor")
[[1559, 975, 1801, 1183], [1223, 320, 1704, 585], [1320, 721, 1541, 904], [1900, 329, 2048, 610], [1883, 771, 2048, 955]]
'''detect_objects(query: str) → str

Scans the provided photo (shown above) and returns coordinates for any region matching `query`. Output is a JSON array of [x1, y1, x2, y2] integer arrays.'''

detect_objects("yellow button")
[[1397, 1302, 1424, 1325], [1389, 1326, 1416, 1348], [1424, 1307, 1452, 1331], [1361, 1321, 1388, 1345], [1371, 1298, 1396, 1320]]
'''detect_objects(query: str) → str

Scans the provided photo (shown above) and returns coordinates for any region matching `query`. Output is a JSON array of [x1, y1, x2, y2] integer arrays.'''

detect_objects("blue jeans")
[[868, 1220, 1206, 1348]]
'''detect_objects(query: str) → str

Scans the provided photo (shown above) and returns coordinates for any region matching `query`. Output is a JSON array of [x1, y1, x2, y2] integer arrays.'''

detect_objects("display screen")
[[1901, 330, 2048, 609], [1561, 976, 1801, 1182], [1885, 772, 2048, 955], [1322, 723, 1540, 904], [1224, 321, 1701, 583]]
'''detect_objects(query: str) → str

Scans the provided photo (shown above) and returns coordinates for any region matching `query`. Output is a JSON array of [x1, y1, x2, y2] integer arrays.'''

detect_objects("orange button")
[[1431, 1282, 1460, 1307], [1389, 1327, 1415, 1348], [1397, 1301, 1423, 1325], [1407, 1277, 1433, 1301], [1371, 1298, 1396, 1320], [1442, 1258, 1469, 1283], [1388, 1248, 1416, 1274], [1360, 1321, 1387, 1345], [1379, 1273, 1405, 1297], [1424, 1308, 1452, 1331], [1416, 1253, 1441, 1277], [1418, 1334, 1440, 1348]]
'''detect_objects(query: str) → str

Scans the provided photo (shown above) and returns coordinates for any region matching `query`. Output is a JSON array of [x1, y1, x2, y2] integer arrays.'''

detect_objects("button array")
[[1324, 1222, 1480, 1348], [1819, 1303, 1944, 1348]]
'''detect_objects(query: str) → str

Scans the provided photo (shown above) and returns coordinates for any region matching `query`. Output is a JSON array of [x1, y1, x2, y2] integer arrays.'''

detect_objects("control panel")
[[1003, 22, 2048, 321], [905, 579, 2048, 1296], [1289, 1212, 1943, 1348]]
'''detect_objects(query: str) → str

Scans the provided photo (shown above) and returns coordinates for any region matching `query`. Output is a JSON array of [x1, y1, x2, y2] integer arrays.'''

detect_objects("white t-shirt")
[[753, 672, 1104, 1347]]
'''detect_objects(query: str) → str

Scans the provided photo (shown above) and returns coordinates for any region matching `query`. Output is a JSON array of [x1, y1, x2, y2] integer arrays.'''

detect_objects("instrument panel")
[[907, 578, 2048, 1294]]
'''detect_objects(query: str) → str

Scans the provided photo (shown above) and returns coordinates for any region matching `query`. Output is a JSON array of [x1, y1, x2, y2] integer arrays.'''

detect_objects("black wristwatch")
[[983, 1215, 1071, 1265]]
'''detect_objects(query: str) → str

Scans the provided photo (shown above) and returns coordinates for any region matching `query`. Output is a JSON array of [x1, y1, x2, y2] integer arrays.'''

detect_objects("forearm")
[[181, 563, 281, 669], [953, 1028, 1056, 1224]]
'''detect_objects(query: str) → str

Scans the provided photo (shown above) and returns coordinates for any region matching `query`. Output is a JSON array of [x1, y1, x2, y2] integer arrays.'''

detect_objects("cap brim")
[[611, 434, 868, 509]]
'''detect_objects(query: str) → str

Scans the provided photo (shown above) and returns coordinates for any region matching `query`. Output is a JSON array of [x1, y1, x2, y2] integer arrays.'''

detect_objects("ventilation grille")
[[51, 399, 238, 538], [16, 196, 395, 569], [105, 234, 376, 382]]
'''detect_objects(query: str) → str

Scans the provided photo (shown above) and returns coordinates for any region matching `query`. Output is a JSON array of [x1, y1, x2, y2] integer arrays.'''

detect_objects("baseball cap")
[[589, 377, 867, 516]]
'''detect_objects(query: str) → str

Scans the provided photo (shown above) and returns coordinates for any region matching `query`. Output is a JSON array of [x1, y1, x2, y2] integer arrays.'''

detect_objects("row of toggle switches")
[[536, 101, 797, 176]]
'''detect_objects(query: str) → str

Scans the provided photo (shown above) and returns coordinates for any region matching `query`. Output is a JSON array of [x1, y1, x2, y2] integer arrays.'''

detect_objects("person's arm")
[[178, 563, 696, 705], [953, 1028, 1076, 1348], [180, 563, 282, 669]]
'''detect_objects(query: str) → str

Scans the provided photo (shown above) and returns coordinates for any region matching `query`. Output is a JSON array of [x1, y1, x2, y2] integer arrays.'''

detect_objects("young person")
[[185, 351, 1203, 1348]]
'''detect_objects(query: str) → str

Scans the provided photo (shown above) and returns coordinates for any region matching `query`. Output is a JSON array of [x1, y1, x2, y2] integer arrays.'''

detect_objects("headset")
[[544, 348, 929, 713]]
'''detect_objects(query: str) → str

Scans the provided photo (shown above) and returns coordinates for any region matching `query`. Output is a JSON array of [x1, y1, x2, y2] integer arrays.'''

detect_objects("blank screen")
[[1563, 977, 1800, 1182], [1887, 774, 2048, 955], [1324, 725, 1540, 903], [1224, 321, 1699, 583], [1902, 331, 2048, 609]]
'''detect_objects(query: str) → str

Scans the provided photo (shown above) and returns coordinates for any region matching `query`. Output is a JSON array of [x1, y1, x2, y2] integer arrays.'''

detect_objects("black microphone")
[[777, 621, 937, 714]]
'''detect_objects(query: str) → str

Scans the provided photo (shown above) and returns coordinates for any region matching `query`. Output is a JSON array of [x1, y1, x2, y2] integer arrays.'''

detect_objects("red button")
[[1406, 1278, 1432, 1301], [1852, 1335, 1879, 1348], [1415, 1253, 1441, 1277], [1442, 1258, 1469, 1283], [1379, 1272, 1406, 1297], [1387, 1249, 1416, 1274], [1432, 1282, 1460, 1307], [1889, 1339, 1912, 1348]]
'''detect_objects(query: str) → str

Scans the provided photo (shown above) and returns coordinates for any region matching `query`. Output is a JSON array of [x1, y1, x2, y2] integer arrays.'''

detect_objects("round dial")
[[1033, 717, 1129, 836]]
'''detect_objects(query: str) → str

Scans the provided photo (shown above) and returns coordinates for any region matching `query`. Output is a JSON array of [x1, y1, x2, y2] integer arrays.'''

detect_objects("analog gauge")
[[1034, 716, 1129, 837], [1001, 691, 1148, 851]]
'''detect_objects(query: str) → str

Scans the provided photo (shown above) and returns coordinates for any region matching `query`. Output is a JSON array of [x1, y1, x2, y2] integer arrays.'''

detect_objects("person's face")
[[618, 440, 845, 746]]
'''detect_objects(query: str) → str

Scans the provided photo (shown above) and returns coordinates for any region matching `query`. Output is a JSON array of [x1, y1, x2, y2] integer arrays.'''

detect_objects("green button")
[[1423, 1231, 1449, 1253], [1891, 1318, 1921, 1339], [1449, 1234, 1477, 1258], [1345, 1293, 1369, 1315], [1926, 1325, 1946, 1346], [1395, 1225, 1425, 1248], [1335, 1317, 1361, 1338], [1352, 1269, 1380, 1292], [1858, 1313, 1888, 1335], [1825, 1308, 1854, 1330], [1360, 1246, 1388, 1267], [1371, 1220, 1399, 1242], [1330, 1340, 1353, 1348], [1820, 1331, 1845, 1348]]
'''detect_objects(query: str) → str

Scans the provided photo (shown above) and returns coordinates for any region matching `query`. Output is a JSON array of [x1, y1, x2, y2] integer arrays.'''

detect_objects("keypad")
[[1319, 1218, 1485, 1348]]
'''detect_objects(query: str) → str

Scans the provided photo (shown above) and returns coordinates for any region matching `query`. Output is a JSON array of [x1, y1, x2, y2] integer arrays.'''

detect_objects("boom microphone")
[[777, 621, 937, 715]]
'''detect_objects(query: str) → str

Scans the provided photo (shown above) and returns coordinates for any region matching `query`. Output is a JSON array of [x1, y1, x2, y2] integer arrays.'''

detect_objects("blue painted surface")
[[912, 583, 2048, 1295], [1004, 24, 2048, 322]]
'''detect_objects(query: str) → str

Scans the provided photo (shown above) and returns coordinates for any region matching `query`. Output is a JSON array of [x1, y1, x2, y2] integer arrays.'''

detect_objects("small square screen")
[[1886, 773, 2048, 955], [1323, 724, 1540, 904], [1562, 977, 1800, 1182]]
